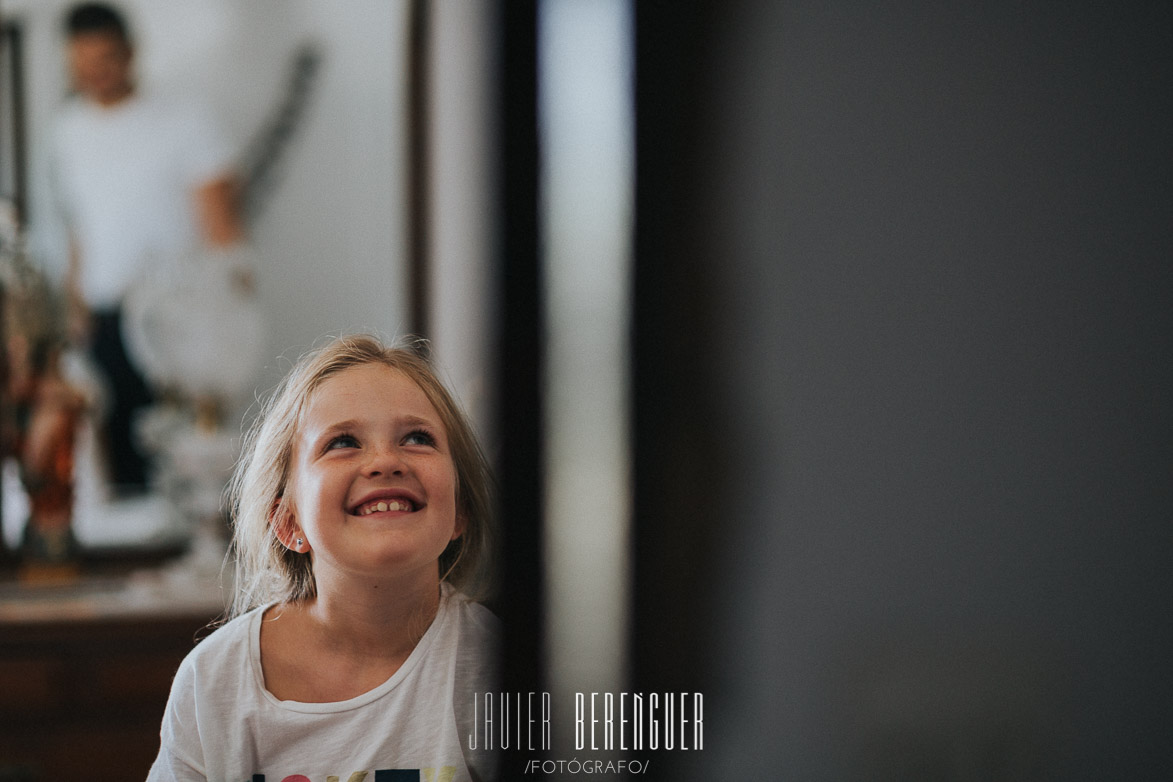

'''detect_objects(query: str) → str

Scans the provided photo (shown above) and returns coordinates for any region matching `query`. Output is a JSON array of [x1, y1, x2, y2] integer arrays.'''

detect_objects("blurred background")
[[13, 0, 413, 376], [0, 0, 1170, 780]]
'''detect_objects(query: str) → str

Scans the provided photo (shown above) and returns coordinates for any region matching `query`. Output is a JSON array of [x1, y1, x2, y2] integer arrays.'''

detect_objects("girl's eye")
[[326, 434, 360, 450], [403, 428, 436, 447]]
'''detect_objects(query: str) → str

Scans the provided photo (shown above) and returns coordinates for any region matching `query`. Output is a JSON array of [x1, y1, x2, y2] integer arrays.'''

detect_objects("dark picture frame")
[[0, 20, 27, 228]]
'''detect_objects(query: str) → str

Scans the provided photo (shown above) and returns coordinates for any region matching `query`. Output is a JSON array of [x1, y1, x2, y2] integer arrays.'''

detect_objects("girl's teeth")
[[361, 499, 411, 514]]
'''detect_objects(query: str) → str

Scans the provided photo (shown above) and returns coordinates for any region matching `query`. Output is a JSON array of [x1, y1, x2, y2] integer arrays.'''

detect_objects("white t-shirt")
[[148, 586, 500, 782], [53, 91, 235, 308]]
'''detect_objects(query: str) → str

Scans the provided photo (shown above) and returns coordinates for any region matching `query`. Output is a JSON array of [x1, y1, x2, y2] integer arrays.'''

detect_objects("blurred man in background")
[[52, 2, 243, 493]]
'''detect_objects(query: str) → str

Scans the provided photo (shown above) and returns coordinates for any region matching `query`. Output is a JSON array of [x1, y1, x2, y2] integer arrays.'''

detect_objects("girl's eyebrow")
[[400, 413, 440, 429], [314, 419, 360, 438], [312, 414, 441, 439], [304, 420, 358, 453]]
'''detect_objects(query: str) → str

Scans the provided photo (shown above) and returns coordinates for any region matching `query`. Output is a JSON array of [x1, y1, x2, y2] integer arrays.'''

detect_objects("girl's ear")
[[270, 497, 307, 552], [452, 509, 467, 541]]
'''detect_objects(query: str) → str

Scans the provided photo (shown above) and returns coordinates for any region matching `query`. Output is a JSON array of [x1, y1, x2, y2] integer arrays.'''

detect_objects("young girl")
[[149, 335, 498, 781]]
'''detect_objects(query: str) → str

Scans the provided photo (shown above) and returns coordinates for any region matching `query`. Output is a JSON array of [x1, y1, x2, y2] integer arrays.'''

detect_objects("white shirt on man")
[[53, 90, 234, 309]]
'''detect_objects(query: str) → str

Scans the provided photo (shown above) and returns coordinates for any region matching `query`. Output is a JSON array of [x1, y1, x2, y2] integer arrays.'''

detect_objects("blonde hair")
[[226, 335, 495, 618]]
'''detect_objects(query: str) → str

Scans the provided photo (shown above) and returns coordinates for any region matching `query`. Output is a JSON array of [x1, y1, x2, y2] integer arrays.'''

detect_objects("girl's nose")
[[365, 444, 406, 476]]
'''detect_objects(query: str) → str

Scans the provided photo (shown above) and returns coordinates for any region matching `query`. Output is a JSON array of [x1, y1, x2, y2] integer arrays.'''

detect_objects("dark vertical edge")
[[0, 22, 27, 226], [630, 0, 724, 733], [0, 25, 6, 561], [492, 0, 547, 775], [10, 23, 26, 228], [0, 22, 21, 560], [406, 0, 430, 340]]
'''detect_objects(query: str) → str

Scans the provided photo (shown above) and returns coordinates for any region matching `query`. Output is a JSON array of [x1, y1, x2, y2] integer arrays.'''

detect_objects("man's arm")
[[195, 175, 245, 248], [65, 236, 90, 343]]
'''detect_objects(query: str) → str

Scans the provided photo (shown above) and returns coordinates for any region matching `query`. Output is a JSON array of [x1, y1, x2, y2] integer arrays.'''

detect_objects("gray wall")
[[649, 2, 1172, 779]]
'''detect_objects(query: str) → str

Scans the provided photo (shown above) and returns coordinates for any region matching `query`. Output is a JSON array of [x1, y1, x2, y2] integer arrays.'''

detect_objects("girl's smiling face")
[[284, 363, 462, 586]]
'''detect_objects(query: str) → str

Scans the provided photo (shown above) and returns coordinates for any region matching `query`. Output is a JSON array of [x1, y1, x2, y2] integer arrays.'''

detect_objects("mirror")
[[1, 0, 413, 558]]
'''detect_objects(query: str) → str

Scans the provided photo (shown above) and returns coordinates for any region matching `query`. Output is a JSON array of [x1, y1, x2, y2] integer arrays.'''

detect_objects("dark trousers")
[[89, 308, 154, 490]]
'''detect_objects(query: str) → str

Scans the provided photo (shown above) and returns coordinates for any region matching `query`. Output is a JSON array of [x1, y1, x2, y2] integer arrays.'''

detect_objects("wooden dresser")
[[0, 566, 225, 781]]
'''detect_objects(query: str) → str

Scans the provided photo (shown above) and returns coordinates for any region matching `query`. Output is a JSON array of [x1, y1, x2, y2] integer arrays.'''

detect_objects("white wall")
[[6, 0, 411, 401], [426, 0, 497, 442]]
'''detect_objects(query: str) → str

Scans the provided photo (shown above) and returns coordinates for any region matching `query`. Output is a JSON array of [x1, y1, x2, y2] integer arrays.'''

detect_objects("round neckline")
[[248, 586, 453, 714]]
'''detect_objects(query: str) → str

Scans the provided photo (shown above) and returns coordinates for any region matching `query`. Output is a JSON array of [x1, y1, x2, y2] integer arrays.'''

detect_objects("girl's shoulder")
[[438, 590, 497, 670], [200, 603, 266, 646], [176, 604, 266, 682], [444, 587, 501, 635]]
